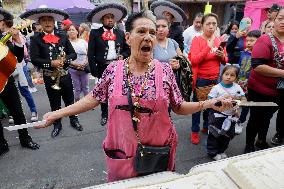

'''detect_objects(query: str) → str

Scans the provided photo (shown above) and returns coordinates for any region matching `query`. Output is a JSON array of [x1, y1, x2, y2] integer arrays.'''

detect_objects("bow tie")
[[102, 30, 116, 41], [43, 34, 60, 44]]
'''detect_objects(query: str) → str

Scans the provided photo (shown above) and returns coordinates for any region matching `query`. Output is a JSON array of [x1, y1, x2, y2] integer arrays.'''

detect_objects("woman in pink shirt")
[[189, 13, 227, 144]]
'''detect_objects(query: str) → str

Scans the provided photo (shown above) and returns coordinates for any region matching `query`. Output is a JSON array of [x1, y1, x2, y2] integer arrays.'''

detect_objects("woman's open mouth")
[[141, 45, 151, 52]]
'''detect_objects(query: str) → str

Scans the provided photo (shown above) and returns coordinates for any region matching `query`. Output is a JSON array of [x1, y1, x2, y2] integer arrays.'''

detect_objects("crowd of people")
[[0, 0, 284, 183]]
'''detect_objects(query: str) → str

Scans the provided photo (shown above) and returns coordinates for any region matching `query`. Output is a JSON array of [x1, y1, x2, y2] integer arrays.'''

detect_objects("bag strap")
[[268, 33, 283, 69], [125, 72, 143, 145], [126, 83, 137, 132]]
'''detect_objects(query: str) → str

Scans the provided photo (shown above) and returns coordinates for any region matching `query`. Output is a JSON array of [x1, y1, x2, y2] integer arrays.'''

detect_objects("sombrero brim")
[[150, 1, 187, 23], [0, 8, 14, 21], [20, 8, 69, 22], [87, 3, 127, 23]]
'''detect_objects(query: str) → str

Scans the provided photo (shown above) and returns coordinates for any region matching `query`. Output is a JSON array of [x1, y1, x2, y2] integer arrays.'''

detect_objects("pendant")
[[133, 102, 139, 107], [132, 117, 140, 122]]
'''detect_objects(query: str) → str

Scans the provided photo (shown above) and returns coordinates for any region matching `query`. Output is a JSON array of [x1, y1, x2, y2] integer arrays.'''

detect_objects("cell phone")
[[218, 41, 227, 50], [239, 20, 248, 31]]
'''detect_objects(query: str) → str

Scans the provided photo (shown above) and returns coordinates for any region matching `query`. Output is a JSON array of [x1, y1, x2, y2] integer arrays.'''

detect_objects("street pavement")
[[0, 80, 278, 189]]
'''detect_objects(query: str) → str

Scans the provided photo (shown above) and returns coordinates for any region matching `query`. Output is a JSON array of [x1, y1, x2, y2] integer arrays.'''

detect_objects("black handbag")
[[268, 33, 284, 91], [126, 80, 170, 175]]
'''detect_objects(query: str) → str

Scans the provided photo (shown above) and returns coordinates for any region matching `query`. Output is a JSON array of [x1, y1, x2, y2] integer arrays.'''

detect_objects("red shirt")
[[189, 36, 227, 89], [248, 34, 284, 96]]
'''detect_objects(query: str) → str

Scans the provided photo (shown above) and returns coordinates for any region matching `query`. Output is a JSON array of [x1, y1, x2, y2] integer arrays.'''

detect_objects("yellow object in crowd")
[[204, 2, 212, 15]]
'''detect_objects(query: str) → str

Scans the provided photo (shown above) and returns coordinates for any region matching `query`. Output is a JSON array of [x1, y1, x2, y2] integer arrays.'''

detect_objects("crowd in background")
[[1, 1, 284, 169]]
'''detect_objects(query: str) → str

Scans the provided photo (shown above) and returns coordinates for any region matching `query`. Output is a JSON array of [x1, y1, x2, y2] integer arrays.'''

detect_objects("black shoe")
[[20, 139, 40, 150], [244, 144, 255, 154], [255, 140, 271, 150], [271, 134, 283, 145], [51, 127, 62, 138], [0, 141, 9, 156], [100, 117, 107, 126], [70, 119, 83, 131]]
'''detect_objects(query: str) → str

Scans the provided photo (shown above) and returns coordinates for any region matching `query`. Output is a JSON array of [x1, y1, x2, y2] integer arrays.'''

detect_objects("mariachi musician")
[[0, 8, 39, 156], [20, 8, 82, 138], [87, 3, 130, 126]]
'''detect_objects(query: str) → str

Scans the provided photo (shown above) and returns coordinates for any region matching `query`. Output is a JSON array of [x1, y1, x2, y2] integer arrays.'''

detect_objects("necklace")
[[125, 58, 152, 122]]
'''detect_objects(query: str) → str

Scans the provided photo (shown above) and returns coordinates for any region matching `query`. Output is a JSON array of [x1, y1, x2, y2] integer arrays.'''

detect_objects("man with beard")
[[87, 3, 130, 126], [0, 8, 39, 155], [20, 8, 83, 138]]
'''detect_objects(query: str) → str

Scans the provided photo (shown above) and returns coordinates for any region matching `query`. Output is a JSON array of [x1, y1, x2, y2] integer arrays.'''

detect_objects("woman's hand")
[[236, 30, 247, 39], [34, 112, 59, 129], [71, 62, 85, 70], [117, 55, 124, 60], [169, 59, 180, 70], [215, 46, 225, 59], [209, 97, 234, 112]]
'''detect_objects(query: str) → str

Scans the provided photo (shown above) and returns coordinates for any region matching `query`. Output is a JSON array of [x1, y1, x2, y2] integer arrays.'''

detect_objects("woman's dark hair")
[[247, 30, 261, 38], [221, 65, 239, 78], [224, 20, 239, 34], [201, 13, 218, 25], [125, 10, 156, 33]]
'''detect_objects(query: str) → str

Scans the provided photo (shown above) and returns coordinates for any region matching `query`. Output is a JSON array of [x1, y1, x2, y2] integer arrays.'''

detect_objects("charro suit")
[[87, 27, 129, 121], [87, 27, 129, 78], [30, 30, 79, 130]]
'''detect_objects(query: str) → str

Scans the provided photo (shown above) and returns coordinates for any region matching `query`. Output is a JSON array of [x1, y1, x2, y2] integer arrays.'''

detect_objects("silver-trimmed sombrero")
[[86, 3, 127, 23], [150, 1, 187, 23], [20, 7, 69, 22], [0, 8, 14, 21]]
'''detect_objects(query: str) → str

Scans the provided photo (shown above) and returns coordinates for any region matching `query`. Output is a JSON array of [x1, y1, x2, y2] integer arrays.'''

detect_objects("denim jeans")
[[192, 78, 218, 133], [239, 106, 249, 123], [23, 64, 35, 88], [18, 83, 37, 113]]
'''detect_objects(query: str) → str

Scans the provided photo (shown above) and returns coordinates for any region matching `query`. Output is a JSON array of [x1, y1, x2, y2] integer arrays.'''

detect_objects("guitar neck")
[[0, 33, 12, 45], [0, 19, 31, 45]]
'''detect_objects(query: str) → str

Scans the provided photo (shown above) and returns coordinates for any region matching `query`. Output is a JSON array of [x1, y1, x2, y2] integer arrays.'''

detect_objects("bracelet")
[[198, 99, 212, 111], [198, 100, 206, 111]]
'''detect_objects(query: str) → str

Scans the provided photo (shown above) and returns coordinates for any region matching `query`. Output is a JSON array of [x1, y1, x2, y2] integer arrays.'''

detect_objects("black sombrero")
[[150, 1, 187, 23], [87, 3, 127, 23], [20, 7, 69, 22], [0, 8, 14, 21]]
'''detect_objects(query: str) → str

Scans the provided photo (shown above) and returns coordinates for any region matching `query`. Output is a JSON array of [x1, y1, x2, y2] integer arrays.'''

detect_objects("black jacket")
[[87, 27, 130, 77], [169, 22, 184, 52], [30, 30, 77, 71]]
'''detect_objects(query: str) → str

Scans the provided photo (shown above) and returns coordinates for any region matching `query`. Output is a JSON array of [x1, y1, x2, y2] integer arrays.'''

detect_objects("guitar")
[[0, 19, 32, 93]]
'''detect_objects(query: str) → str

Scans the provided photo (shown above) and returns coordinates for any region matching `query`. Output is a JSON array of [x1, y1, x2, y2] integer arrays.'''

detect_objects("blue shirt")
[[153, 38, 179, 63]]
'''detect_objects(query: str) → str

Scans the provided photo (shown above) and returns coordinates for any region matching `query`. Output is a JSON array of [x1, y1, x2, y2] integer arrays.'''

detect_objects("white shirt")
[[208, 83, 245, 115], [182, 25, 202, 55], [103, 27, 117, 61], [70, 39, 88, 64]]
